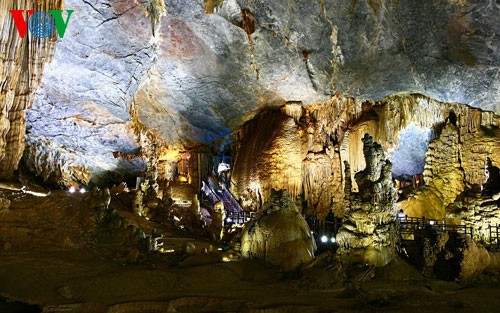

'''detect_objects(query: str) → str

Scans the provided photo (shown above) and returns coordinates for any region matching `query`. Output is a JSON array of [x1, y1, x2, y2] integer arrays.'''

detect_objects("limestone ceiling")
[[26, 0, 500, 180]]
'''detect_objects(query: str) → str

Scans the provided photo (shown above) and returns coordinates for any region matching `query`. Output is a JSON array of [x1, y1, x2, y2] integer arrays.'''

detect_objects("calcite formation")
[[399, 108, 500, 220], [411, 229, 500, 281], [336, 134, 398, 267], [0, 0, 64, 179], [0, 0, 495, 185], [240, 190, 315, 271], [447, 159, 500, 243], [231, 93, 500, 221], [23, 0, 154, 185], [231, 110, 303, 212]]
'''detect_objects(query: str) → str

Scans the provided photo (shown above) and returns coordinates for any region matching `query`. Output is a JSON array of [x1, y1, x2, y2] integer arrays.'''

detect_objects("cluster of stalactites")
[[0, 0, 65, 179]]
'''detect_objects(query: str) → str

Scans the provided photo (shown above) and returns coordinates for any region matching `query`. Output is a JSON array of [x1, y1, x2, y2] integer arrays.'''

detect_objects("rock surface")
[[4, 0, 498, 183], [240, 189, 315, 271], [410, 229, 497, 281], [0, 0, 64, 179], [337, 134, 398, 267], [399, 108, 500, 219], [447, 159, 500, 243]]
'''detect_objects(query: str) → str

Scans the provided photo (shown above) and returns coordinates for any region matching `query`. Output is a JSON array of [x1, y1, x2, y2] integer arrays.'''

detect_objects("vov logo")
[[9, 10, 74, 39]]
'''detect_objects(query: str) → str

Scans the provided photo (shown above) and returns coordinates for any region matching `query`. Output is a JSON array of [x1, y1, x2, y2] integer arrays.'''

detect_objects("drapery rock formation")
[[337, 134, 398, 267], [231, 93, 500, 220], [231, 110, 303, 212], [240, 190, 315, 271], [0, 0, 64, 179]]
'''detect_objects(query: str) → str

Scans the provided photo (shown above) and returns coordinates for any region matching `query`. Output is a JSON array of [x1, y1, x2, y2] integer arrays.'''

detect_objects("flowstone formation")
[[399, 108, 500, 220], [0, 0, 65, 179], [240, 190, 315, 271], [447, 159, 500, 243], [337, 134, 398, 267]]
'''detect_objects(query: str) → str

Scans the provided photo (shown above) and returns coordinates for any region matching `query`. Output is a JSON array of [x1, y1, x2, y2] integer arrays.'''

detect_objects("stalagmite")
[[240, 190, 315, 271], [337, 134, 398, 267]]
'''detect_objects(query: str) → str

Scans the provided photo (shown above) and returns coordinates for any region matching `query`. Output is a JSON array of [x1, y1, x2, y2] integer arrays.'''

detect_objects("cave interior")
[[2, 0, 500, 312]]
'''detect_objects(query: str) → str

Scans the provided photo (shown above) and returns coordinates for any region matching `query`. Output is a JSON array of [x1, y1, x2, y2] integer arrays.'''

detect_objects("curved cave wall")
[[0, 0, 500, 292], [0, 0, 498, 185], [0, 0, 499, 239]]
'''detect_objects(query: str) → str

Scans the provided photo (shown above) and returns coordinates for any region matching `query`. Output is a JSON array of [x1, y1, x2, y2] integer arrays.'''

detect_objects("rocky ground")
[[1, 247, 500, 312], [1, 185, 500, 313]]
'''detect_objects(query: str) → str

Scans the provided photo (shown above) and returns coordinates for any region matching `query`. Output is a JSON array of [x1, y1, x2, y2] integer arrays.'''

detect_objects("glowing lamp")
[[68, 186, 76, 193], [321, 235, 328, 243]]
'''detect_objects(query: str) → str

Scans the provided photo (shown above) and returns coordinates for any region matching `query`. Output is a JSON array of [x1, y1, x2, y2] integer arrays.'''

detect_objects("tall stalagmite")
[[337, 134, 398, 267]]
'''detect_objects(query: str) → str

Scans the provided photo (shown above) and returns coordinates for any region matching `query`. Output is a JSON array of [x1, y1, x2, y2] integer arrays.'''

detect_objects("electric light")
[[79, 187, 86, 193], [68, 186, 76, 193], [321, 235, 328, 243]]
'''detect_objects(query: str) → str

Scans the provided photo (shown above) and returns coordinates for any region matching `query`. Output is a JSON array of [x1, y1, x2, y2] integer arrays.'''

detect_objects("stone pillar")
[[337, 134, 398, 267]]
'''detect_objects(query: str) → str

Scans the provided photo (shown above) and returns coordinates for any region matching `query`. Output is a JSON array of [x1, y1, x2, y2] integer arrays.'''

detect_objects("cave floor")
[[1, 184, 500, 312], [1, 247, 500, 313]]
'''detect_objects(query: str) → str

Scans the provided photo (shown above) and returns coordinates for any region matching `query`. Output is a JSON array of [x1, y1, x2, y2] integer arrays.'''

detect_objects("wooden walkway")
[[487, 224, 500, 248], [225, 211, 256, 226], [399, 216, 473, 240]]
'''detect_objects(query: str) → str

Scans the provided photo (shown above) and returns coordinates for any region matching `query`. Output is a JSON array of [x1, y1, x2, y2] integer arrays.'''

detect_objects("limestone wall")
[[0, 0, 64, 179]]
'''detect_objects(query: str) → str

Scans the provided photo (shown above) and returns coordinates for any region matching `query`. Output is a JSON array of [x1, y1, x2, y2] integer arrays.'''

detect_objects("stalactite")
[[230, 110, 302, 211], [0, 0, 64, 179], [145, 0, 166, 36], [231, 92, 500, 221]]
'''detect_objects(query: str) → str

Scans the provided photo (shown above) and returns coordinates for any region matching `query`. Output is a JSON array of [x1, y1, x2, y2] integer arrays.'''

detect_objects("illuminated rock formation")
[[0, 0, 64, 179], [398, 122, 465, 219], [399, 108, 500, 220], [240, 190, 315, 271], [337, 134, 398, 267], [4, 0, 496, 187], [231, 111, 303, 211], [447, 159, 500, 243], [411, 229, 500, 281]]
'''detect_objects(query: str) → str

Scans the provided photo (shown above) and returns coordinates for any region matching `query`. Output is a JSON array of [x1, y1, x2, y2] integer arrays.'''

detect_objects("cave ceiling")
[[16, 0, 500, 180]]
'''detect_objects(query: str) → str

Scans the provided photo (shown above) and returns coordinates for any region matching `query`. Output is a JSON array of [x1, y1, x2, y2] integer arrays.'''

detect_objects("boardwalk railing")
[[305, 216, 342, 238], [225, 211, 256, 226], [201, 180, 243, 213], [488, 224, 500, 247], [399, 216, 473, 240]]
